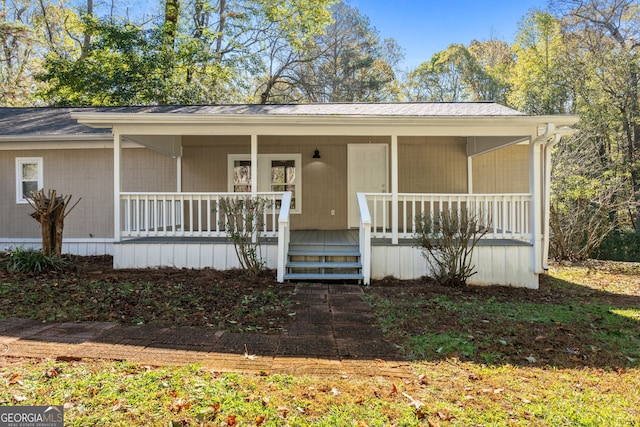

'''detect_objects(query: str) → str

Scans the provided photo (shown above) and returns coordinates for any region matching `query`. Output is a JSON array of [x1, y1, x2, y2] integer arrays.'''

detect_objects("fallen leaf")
[[227, 414, 237, 426], [12, 395, 27, 403], [493, 388, 504, 394], [171, 398, 191, 412], [243, 344, 258, 360], [255, 415, 266, 426], [355, 396, 364, 404], [437, 410, 455, 421], [390, 383, 398, 395], [402, 392, 424, 409], [8, 373, 21, 385], [356, 421, 370, 427]]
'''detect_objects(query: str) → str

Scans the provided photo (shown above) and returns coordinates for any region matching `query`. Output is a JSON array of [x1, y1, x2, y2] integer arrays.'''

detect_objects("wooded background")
[[2, 0, 639, 260]]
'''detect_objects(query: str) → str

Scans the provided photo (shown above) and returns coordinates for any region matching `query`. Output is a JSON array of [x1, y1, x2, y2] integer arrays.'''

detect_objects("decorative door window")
[[228, 154, 301, 213]]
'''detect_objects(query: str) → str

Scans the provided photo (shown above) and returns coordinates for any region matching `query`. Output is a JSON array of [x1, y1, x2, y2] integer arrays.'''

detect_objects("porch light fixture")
[[312, 148, 321, 159]]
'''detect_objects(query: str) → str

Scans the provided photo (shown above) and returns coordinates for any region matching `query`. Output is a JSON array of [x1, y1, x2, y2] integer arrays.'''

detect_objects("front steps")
[[283, 243, 364, 282]]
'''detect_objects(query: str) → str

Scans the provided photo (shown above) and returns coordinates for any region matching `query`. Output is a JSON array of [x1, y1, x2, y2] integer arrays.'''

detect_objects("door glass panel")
[[271, 160, 295, 208], [233, 160, 251, 192]]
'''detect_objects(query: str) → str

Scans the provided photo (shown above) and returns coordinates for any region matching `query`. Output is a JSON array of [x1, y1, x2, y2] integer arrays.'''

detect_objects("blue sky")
[[348, 0, 548, 69]]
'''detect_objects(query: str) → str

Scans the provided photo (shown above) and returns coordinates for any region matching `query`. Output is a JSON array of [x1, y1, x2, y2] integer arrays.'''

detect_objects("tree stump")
[[26, 189, 80, 257]]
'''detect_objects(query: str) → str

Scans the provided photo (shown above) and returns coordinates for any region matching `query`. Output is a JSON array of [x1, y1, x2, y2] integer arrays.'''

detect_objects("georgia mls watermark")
[[0, 406, 63, 427]]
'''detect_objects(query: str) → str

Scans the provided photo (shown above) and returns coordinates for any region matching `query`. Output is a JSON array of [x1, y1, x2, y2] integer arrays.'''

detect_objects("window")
[[16, 157, 43, 203], [228, 154, 301, 213]]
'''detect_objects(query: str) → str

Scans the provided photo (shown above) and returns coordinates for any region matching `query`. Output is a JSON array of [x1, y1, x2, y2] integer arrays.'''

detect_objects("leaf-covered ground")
[[0, 256, 295, 334], [0, 257, 639, 425], [366, 260, 640, 369]]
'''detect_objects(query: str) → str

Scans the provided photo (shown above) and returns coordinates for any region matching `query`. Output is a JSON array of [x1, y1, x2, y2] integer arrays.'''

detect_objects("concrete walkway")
[[0, 284, 410, 377]]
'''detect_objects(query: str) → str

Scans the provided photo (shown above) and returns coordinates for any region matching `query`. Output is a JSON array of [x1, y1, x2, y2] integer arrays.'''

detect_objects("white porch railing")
[[363, 193, 532, 242], [276, 192, 292, 283], [357, 193, 372, 285], [120, 192, 287, 238]]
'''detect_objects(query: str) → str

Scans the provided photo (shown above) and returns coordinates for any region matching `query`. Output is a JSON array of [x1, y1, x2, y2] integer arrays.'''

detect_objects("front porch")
[[113, 191, 536, 287]]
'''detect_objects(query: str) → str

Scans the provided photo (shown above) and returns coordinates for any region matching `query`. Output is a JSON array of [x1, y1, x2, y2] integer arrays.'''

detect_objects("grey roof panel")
[[0, 103, 524, 137]]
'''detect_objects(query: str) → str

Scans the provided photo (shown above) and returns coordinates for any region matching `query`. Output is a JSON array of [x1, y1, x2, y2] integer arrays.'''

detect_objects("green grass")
[[1, 359, 639, 426], [0, 261, 639, 425], [364, 264, 640, 368]]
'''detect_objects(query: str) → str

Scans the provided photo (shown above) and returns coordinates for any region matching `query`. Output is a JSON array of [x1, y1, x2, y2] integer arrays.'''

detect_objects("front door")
[[347, 144, 388, 228]]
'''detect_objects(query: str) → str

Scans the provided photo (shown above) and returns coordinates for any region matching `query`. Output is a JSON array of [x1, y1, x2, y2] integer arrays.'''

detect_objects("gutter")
[[533, 123, 577, 271]]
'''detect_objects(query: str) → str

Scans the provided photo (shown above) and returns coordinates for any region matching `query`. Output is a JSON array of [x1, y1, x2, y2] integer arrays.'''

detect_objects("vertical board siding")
[[398, 137, 468, 193], [472, 145, 529, 193], [371, 245, 537, 289], [0, 148, 177, 239]]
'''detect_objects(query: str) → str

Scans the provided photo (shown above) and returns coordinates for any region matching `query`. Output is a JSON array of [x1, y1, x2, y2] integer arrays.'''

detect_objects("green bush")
[[2, 247, 67, 273], [592, 228, 640, 262]]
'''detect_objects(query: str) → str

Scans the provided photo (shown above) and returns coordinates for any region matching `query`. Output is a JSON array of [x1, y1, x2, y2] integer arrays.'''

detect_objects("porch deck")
[[117, 229, 531, 247]]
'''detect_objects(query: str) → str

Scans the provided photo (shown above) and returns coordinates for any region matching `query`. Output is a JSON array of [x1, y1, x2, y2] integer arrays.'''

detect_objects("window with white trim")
[[16, 157, 43, 203], [228, 154, 301, 213]]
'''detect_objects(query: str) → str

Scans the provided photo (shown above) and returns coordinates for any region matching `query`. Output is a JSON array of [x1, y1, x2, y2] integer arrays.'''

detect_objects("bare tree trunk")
[[26, 189, 80, 258], [79, 0, 93, 60], [160, 0, 180, 103], [216, 0, 226, 54]]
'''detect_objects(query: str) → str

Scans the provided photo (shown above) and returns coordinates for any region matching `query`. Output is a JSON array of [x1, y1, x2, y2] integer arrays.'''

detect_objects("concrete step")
[[288, 249, 361, 257], [286, 261, 362, 269], [283, 273, 364, 282]]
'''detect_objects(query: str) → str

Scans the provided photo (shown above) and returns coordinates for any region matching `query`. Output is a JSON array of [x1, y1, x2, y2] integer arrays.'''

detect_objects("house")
[[0, 103, 578, 288]]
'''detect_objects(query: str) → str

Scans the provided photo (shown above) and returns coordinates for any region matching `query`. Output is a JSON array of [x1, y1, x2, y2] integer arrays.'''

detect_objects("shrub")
[[592, 227, 640, 262], [2, 247, 67, 273], [219, 197, 272, 276], [414, 210, 488, 287]]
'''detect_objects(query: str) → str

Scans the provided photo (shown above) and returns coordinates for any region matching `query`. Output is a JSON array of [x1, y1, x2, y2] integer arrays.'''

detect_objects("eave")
[[72, 113, 580, 138]]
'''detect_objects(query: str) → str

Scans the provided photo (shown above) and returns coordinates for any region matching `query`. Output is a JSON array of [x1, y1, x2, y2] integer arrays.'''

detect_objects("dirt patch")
[[0, 255, 296, 334]]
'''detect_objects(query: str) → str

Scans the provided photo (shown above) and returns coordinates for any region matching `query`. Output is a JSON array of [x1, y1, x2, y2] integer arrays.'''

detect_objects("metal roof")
[[0, 103, 525, 137]]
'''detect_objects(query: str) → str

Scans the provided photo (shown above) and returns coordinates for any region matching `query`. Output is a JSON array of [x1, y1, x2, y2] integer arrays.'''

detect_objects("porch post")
[[176, 156, 182, 192], [251, 134, 258, 244], [113, 131, 122, 242], [391, 134, 399, 244], [530, 136, 544, 276], [467, 157, 473, 193], [251, 135, 258, 198]]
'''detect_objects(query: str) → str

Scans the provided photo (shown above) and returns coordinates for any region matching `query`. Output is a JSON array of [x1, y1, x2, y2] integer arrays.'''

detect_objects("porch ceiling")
[[125, 135, 182, 157], [466, 136, 530, 157]]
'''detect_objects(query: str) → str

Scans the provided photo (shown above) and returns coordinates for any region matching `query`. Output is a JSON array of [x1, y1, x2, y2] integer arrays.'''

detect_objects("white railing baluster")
[[361, 193, 532, 244], [119, 192, 286, 239]]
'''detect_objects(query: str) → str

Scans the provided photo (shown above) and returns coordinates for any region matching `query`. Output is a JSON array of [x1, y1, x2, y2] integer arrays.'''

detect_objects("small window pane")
[[22, 181, 38, 197], [22, 163, 38, 180]]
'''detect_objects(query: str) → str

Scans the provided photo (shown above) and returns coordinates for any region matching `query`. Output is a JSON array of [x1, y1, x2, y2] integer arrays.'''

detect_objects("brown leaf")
[[357, 421, 370, 427], [390, 383, 398, 395], [171, 398, 191, 412], [355, 396, 364, 404], [437, 410, 455, 421], [255, 415, 266, 426], [45, 367, 61, 378], [227, 414, 237, 426], [8, 373, 21, 385]]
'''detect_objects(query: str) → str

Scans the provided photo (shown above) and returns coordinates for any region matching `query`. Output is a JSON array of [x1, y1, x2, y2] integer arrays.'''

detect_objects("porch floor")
[[118, 229, 531, 246]]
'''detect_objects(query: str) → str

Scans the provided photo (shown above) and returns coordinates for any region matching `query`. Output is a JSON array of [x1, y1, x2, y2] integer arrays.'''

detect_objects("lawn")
[[0, 257, 639, 426]]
